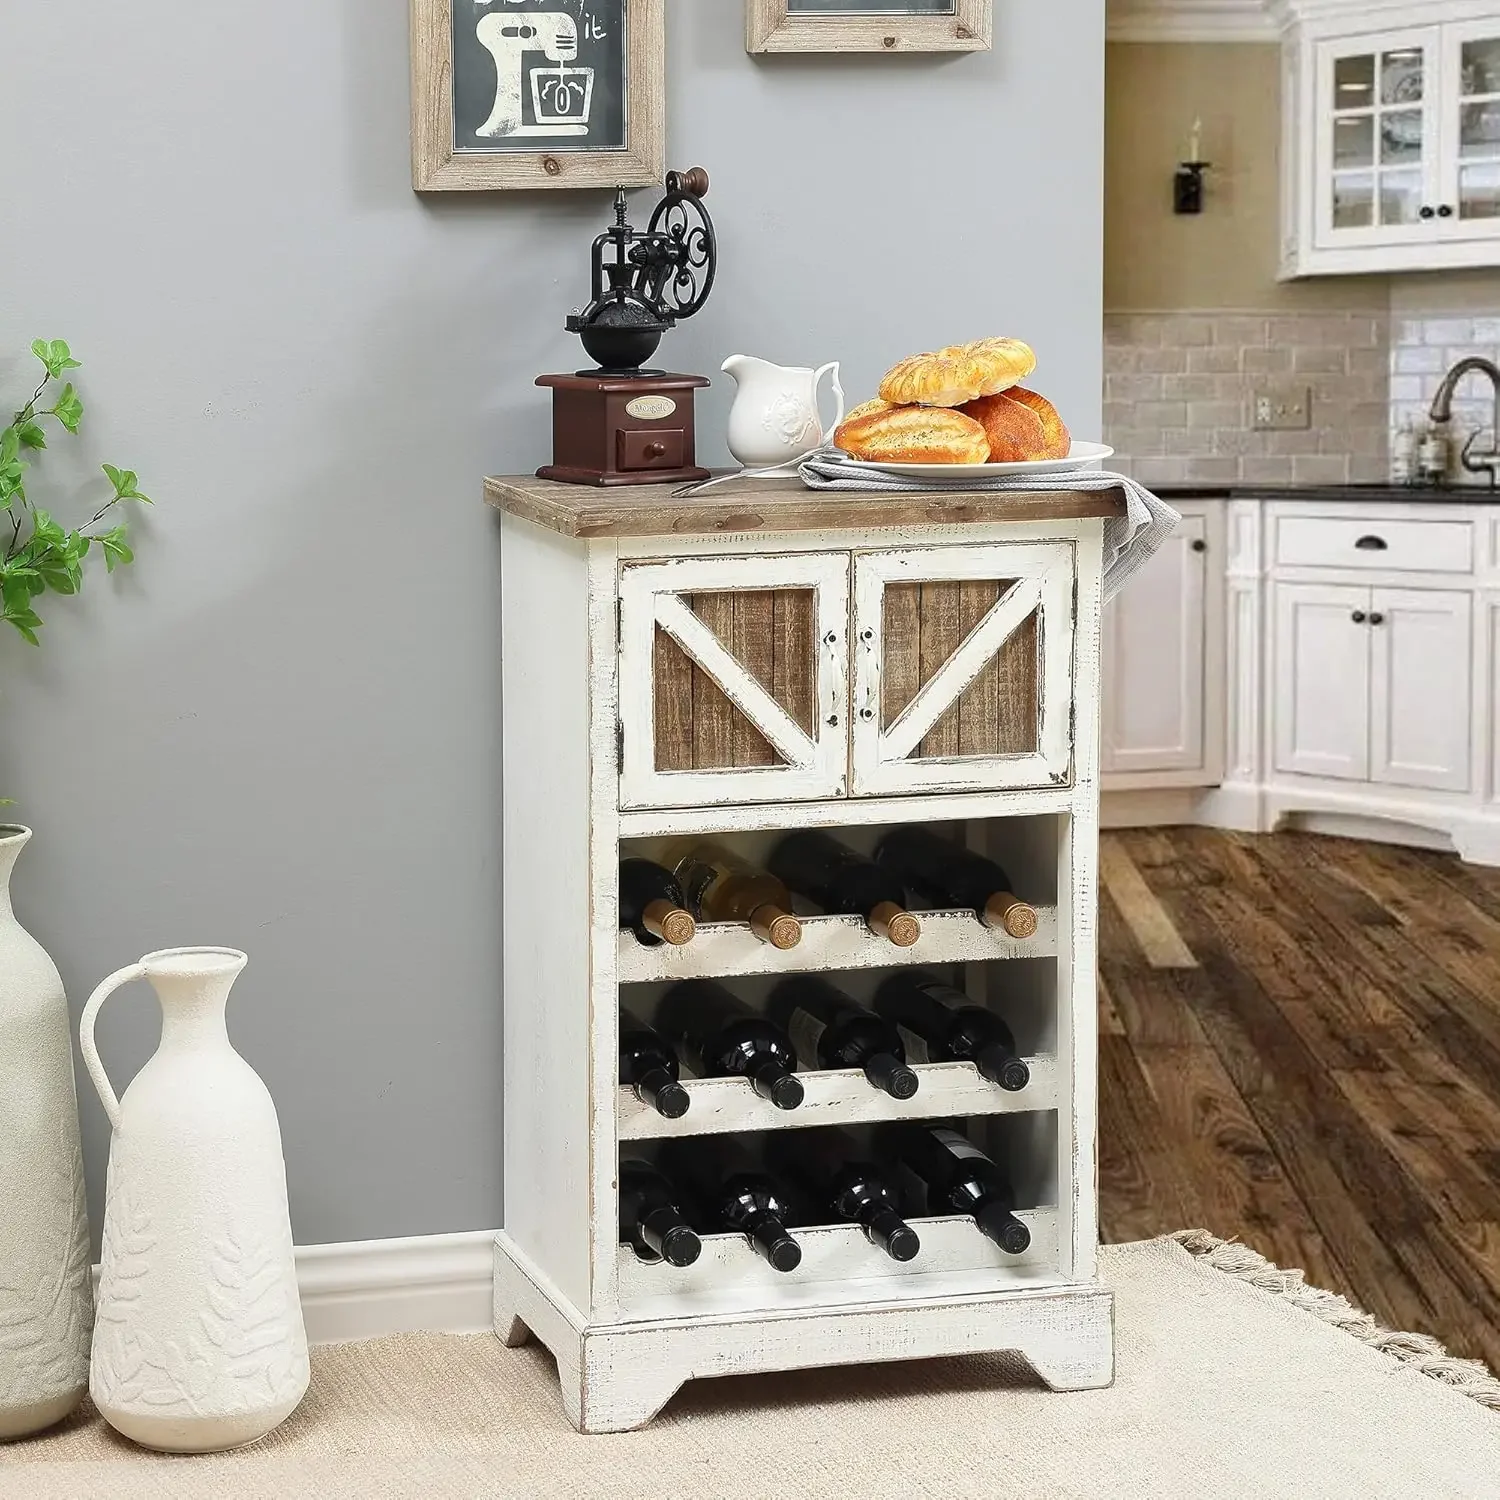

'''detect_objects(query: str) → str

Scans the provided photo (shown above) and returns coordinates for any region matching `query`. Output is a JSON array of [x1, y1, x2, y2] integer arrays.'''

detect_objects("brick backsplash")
[[1103, 310, 1392, 487], [1389, 314, 1500, 473]]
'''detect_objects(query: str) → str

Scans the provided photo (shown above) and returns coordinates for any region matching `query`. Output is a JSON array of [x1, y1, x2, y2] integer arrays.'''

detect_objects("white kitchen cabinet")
[[1273, 582, 1372, 781], [1101, 501, 1224, 789], [1369, 586, 1473, 791], [1282, 4, 1500, 276]]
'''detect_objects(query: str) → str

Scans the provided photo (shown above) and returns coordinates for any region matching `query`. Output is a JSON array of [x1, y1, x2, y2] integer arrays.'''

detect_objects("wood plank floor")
[[1098, 826, 1500, 1373]]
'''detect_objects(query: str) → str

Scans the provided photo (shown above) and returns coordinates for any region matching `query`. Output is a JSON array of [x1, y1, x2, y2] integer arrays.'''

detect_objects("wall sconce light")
[[1174, 117, 1210, 215]]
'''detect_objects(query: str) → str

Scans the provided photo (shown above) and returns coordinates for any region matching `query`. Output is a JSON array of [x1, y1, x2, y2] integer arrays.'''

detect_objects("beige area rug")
[[3, 1233, 1497, 1500]]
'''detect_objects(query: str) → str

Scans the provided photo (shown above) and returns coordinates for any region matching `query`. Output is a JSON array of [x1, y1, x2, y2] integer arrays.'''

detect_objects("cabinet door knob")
[[1370, 611, 1385, 625], [1191, 538, 1207, 552], [643, 442, 667, 459], [1438, 204, 1454, 218], [1351, 610, 1367, 623], [1354, 534, 1387, 550], [1420, 205, 1436, 219]]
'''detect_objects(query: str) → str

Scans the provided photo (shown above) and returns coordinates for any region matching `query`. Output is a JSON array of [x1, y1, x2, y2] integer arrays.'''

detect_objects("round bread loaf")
[[961, 393, 1047, 462], [1005, 386, 1071, 459], [878, 338, 1037, 408], [834, 404, 989, 464]]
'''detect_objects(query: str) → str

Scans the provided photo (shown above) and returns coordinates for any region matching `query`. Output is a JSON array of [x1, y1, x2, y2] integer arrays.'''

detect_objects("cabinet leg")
[[1018, 1302, 1115, 1392], [498, 1314, 531, 1349], [555, 1340, 684, 1434]]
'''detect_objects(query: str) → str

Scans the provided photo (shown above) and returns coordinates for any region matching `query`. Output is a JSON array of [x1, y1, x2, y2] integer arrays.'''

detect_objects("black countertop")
[[1152, 482, 1500, 505]]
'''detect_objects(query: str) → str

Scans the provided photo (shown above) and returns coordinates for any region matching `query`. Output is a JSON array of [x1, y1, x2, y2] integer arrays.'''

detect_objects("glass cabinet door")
[[1315, 30, 1441, 248], [1442, 22, 1500, 236]]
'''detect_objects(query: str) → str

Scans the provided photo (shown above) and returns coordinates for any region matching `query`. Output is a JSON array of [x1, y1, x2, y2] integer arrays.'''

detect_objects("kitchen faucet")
[[1430, 356, 1500, 488]]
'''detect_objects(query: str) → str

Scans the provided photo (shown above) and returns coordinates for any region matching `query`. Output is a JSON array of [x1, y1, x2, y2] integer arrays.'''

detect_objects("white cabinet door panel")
[[1101, 514, 1206, 775], [1273, 582, 1371, 781], [1370, 587, 1472, 792]]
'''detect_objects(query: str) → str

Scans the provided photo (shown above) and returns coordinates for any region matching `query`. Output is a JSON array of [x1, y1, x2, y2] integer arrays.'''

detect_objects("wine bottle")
[[873, 971, 1030, 1092], [618, 1005, 690, 1119], [875, 825, 1038, 939], [618, 1159, 701, 1268], [666, 1139, 802, 1273], [768, 976, 919, 1100], [656, 979, 804, 1110], [880, 1123, 1031, 1255], [664, 838, 802, 950], [619, 858, 695, 947], [768, 1129, 920, 1263], [767, 830, 921, 947]]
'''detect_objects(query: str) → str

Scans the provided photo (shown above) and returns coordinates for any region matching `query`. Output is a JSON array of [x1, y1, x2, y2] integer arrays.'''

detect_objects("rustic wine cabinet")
[[486, 474, 1124, 1433]]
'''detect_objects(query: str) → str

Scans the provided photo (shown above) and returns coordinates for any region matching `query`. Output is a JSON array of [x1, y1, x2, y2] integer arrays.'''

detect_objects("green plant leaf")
[[31, 338, 81, 379], [2, 602, 43, 644], [100, 525, 133, 573], [0, 427, 18, 466], [52, 384, 83, 434], [16, 422, 46, 451]]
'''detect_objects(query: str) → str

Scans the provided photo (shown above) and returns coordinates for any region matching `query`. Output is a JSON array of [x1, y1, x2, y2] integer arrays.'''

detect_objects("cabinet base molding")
[[1101, 783, 1263, 834], [492, 1234, 1115, 1435]]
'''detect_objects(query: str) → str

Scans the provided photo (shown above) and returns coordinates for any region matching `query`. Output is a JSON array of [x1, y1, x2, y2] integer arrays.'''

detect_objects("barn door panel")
[[852, 544, 1074, 796], [619, 554, 849, 809]]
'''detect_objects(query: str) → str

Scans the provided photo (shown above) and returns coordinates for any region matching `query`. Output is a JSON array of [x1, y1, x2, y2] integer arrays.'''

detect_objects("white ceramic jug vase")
[[721, 354, 845, 472], [80, 948, 308, 1452], [0, 826, 93, 1440]]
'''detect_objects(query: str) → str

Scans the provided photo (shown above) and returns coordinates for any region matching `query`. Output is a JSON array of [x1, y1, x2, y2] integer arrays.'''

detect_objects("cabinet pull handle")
[[1370, 611, 1385, 626], [1191, 538, 1207, 553], [1351, 610, 1367, 623], [1420, 205, 1436, 219], [1354, 535, 1387, 550]]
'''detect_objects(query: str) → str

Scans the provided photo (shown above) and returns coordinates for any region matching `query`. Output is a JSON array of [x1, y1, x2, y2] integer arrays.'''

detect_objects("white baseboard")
[[295, 1230, 499, 1344], [90, 1229, 501, 1347]]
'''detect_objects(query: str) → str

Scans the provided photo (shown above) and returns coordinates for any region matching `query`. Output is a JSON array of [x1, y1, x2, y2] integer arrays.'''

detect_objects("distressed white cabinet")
[[1282, 3, 1500, 276], [486, 474, 1120, 1433], [1101, 503, 1224, 787]]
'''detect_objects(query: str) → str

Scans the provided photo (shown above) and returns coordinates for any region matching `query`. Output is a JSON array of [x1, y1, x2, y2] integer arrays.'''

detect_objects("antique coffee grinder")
[[536, 167, 717, 486]]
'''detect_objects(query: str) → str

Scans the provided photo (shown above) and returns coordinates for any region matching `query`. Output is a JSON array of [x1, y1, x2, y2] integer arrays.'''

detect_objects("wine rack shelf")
[[615, 1210, 1060, 1318], [617, 905, 1059, 984], [491, 478, 1120, 1433], [618, 1056, 1059, 1140]]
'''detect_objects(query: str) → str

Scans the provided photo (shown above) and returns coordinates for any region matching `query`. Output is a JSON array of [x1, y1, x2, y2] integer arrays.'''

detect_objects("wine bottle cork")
[[868, 901, 921, 948], [643, 899, 695, 946], [983, 892, 1038, 940], [749, 903, 802, 950]]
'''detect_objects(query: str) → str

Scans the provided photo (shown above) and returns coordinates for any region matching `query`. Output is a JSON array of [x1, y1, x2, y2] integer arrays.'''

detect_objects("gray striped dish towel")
[[796, 449, 1179, 602]]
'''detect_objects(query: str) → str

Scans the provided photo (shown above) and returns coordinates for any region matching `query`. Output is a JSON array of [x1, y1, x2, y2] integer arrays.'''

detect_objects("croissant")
[[834, 404, 990, 464], [879, 338, 1037, 408]]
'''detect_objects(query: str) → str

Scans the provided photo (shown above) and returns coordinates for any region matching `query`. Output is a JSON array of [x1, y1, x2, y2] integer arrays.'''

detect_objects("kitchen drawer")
[[1274, 516, 1473, 575]]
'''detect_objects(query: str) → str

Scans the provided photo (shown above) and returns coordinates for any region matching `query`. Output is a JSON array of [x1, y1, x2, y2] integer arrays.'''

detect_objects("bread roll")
[[878, 338, 1037, 408], [835, 404, 990, 464], [961, 393, 1047, 462], [1005, 387, 1071, 459]]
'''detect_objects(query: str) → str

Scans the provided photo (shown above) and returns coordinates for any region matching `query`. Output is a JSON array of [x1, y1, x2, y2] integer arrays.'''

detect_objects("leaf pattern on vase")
[[92, 1157, 307, 1420], [0, 1113, 94, 1408]]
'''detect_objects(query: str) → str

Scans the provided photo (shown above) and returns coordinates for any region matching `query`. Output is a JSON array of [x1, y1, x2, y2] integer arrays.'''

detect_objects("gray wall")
[[0, 1, 1105, 1249]]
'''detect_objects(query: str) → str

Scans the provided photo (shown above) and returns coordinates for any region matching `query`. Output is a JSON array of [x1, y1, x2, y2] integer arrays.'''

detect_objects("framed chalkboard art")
[[746, 0, 991, 53], [411, 0, 664, 190]]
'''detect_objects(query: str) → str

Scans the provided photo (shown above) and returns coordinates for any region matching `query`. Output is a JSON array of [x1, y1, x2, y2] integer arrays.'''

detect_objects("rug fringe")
[[1171, 1229, 1500, 1413]]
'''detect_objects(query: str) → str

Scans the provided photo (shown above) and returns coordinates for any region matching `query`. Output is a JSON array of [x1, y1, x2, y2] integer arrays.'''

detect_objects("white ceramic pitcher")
[[80, 948, 308, 1452], [722, 354, 845, 472]]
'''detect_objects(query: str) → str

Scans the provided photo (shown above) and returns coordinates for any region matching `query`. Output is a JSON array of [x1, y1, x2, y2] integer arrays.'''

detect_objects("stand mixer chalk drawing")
[[475, 10, 593, 138]]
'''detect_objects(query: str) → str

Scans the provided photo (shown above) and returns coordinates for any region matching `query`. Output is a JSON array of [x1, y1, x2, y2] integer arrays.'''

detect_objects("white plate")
[[836, 441, 1115, 480]]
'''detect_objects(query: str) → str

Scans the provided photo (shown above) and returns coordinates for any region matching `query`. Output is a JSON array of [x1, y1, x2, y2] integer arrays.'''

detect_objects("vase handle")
[[80, 962, 144, 1130]]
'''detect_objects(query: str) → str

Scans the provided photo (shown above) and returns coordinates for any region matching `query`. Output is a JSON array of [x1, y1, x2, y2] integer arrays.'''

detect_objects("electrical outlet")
[[1252, 386, 1312, 431]]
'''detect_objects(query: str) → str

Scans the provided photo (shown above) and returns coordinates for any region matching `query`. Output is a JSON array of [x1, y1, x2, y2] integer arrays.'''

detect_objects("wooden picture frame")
[[746, 0, 991, 54], [411, 0, 665, 191]]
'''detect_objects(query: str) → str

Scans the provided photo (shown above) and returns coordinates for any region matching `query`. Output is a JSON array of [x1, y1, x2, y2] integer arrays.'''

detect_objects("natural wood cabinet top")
[[485, 473, 1126, 541]]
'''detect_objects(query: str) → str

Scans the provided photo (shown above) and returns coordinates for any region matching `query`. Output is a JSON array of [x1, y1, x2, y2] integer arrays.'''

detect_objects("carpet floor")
[[2, 1235, 1496, 1499]]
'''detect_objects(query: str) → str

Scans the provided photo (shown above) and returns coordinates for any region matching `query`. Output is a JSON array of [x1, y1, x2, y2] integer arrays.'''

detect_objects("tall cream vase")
[[0, 825, 93, 1439], [81, 947, 309, 1452]]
